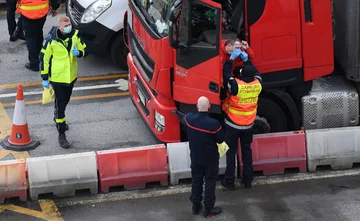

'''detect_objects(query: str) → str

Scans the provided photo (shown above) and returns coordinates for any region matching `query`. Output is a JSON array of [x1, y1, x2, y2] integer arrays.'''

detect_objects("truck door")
[[172, 0, 222, 113]]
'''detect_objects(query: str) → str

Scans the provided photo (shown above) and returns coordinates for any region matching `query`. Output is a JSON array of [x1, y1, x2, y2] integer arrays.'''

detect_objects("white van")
[[66, 0, 128, 69]]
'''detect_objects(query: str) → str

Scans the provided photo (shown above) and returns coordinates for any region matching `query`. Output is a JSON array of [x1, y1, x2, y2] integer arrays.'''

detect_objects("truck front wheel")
[[111, 30, 129, 70], [254, 97, 288, 134]]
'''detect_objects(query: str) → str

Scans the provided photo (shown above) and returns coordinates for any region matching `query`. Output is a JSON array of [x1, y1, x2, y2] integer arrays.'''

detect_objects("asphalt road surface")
[[0, 8, 159, 161], [1, 4, 360, 221], [2, 174, 360, 221]]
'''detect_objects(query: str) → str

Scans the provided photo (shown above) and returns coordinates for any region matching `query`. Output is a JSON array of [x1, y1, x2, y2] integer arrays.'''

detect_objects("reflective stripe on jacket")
[[222, 78, 262, 126], [40, 28, 87, 85], [17, 0, 50, 20]]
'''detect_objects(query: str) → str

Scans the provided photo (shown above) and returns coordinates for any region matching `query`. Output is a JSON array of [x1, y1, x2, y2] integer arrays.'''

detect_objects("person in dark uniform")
[[6, 0, 25, 42], [221, 50, 262, 190], [182, 96, 225, 218], [16, 0, 61, 71]]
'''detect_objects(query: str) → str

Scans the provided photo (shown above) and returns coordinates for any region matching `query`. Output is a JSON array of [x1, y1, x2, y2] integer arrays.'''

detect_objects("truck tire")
[[111, 30, 129, 70], [254, 97, 288, 134]]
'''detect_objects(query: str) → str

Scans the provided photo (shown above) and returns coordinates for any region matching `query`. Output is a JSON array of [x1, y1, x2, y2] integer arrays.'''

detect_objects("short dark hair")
[[225, 38, 236, 46]]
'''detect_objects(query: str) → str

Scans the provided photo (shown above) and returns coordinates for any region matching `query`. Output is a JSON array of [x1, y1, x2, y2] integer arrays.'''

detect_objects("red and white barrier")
[[238, 131, 307, 175], [0, 159, 27, 203], [97, 144, 168, 192]]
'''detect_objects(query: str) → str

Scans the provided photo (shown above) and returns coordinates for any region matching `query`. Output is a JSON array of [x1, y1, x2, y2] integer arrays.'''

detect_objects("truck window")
[[176, 0, 221, 69], [178, 1, 219, 49], [134, 0, 178, 37]]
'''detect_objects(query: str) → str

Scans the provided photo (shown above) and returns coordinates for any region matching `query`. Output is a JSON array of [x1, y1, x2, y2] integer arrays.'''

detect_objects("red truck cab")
[[126, 0, 334, 143]]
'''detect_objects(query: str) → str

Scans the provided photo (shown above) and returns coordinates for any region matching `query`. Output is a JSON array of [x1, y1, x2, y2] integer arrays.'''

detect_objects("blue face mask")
[[63, 26, 72, 34]]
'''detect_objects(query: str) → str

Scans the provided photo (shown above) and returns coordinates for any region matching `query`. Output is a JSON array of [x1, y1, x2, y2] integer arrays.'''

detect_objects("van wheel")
[[111, 30, 129, 70], [254, 97, 288, 134]]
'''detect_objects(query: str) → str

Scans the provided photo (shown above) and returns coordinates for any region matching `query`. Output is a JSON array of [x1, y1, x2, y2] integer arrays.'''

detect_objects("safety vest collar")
[[235, 78, 260, 86], [52, 29, 78, 42]]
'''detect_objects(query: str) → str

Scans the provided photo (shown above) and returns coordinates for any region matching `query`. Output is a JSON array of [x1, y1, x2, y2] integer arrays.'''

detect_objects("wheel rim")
[[253, 116, 271, 134]]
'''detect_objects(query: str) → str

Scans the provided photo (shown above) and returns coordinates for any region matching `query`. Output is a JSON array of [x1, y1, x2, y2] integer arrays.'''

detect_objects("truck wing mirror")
[[168, 0, 182, 49], [173, 0, 182, 8], [168, 20, 179, 48], [169, 1, 181, 22]]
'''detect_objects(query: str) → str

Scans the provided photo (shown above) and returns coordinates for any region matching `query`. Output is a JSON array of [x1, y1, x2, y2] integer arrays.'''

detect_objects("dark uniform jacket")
[[183, 112, 225, 166]]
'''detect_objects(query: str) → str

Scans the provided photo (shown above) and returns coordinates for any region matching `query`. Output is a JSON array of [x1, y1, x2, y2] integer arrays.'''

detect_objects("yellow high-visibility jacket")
[[40, 27, 87, 85]]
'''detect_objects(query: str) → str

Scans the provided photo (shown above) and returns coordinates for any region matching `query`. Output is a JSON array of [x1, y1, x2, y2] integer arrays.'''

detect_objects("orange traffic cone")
[[0, 84, 40, 151]]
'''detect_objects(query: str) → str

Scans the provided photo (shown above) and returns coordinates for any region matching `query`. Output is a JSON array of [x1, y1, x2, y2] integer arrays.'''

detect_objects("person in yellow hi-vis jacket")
[[40, 16, 87, 149]]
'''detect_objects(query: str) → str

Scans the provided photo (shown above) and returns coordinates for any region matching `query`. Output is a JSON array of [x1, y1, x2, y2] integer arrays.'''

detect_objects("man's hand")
[[50, 9, 57, 17], [230, 49, 241, 60], [42, 80, 49, 88], [240, 51, 248, 62], [241, 40, 249, 50], [72, 46, 80, 57]]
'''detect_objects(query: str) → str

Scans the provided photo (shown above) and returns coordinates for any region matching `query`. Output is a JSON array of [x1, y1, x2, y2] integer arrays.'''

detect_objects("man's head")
[[224, 38, 236, 54], [234, 38, 242, 50], [238, 64, 257, 79], [58, 16, 72, 34], [196, 96, 210, 112]]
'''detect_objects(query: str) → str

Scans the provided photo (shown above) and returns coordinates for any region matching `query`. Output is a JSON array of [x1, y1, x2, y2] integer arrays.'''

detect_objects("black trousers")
[[224, 125, 254, 185], [6, 0, 23, 36], [22, 15, 46, 68], [53, 84, 74, 134], [190, 163, 219, 210]]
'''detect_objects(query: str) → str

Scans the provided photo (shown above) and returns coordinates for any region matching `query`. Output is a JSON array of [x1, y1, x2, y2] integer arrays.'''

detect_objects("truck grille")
[[68, 1, 84, 25], [301, 75, 359, 129], [129, 29, 155, 82]]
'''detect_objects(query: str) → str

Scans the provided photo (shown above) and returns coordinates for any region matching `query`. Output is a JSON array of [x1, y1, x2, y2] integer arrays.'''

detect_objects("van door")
[[172, 0, 222, 113]]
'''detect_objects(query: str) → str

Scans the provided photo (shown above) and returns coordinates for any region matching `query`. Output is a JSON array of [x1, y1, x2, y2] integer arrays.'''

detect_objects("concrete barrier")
[[26, 152, 98, 200], [0, 159, 27, 203], [97, 144, 168, 192], [239, 131, 307, 175], [306, 127, 360, 171], [167, 142, 236, 185]]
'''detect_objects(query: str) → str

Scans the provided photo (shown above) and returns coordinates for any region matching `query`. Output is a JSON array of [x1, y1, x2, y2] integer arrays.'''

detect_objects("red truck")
[[125, 0, 360, 143]]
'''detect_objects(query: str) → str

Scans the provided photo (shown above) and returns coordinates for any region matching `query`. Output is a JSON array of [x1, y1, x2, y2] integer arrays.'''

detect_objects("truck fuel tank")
[[301, 75, 359, 130]]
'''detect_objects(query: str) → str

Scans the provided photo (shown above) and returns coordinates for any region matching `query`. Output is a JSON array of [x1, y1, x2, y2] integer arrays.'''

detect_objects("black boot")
[[17, 33, 26, 41], [221, 179, 235, 191], [203, 207, 222, 218], [9, 35, 18, 42], [25, 63, 39, 72], [241, 179, 252, 189], [192, 203, 203, 215], [58, 134, 70, 149], [10, 28, 26, 41]]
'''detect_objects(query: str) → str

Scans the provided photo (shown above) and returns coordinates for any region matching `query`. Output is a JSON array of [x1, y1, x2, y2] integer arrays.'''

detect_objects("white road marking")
[[0, 81, 129, 99], [115, 79, 129, 91]]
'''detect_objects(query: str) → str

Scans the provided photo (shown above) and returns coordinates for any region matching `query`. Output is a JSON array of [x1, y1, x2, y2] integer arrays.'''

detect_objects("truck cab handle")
[[209, 81, 219, 92]]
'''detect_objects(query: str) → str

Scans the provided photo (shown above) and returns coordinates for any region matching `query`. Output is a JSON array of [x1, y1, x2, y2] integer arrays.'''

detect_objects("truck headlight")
[[155, 111, 165, 132], [81, 0, 112, 24]]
